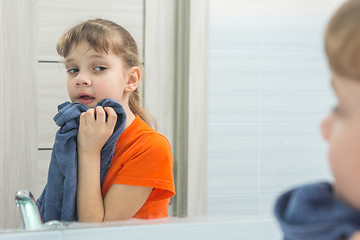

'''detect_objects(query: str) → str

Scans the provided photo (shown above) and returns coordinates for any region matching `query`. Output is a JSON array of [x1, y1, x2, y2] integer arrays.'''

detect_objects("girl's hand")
[[77, 106, 117, 155]]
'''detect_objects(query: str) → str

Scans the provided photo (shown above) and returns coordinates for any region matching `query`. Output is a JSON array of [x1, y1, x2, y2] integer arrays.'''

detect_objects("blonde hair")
[[57, 18, 157, 129], [325, 0, 360, 79]]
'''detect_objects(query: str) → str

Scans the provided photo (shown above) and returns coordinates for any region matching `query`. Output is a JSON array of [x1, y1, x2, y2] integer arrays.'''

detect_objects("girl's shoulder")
[[130, 115, 169, 143], [116, 115, 172, 154]]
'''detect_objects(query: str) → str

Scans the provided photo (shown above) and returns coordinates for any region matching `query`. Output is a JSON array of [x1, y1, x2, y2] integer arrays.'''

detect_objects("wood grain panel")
[[37, 62, 68, 149], [35, 150, 52, 199], [144, 0, 176, 146], [0, 0, 37, 229], [37, 0, 144, 61], [170, 0, 209, 217], [187, 0, 209, 217]]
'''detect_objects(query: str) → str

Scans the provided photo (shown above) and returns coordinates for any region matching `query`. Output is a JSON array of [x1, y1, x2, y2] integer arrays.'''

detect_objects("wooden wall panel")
[[37, 63, 68, 149], [143, 0, 176, 149], [37, 0, 144, 61], [0, 0, 38, 229]]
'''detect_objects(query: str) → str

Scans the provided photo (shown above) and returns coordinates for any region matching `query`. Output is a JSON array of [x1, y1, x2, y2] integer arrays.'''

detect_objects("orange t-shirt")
[[101, 115, 175, 219]]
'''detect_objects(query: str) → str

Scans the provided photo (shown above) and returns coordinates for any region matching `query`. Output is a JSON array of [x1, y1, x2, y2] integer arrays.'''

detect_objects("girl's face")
[[65, 41, 131, 108], [320, 73, 360, 209]]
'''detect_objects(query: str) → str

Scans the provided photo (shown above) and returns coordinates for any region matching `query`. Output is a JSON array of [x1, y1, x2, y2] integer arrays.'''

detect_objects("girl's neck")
[[123, 105, 136, 130]]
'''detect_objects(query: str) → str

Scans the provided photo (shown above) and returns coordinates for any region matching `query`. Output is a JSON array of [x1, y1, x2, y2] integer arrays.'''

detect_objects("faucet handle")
[[15, 190, 43, 230]]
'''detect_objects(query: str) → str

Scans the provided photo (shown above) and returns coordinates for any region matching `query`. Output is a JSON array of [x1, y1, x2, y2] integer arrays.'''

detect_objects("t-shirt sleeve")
[[110, 133, 175, 201]]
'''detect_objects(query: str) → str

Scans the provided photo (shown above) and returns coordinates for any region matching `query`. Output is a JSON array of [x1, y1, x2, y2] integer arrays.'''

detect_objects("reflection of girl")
[[274, 0, 360, 239], [58, 18, 175, 222]]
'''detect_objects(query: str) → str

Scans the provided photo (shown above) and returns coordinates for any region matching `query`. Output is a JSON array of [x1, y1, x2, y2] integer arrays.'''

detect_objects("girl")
[[57, 18, 175, 222]]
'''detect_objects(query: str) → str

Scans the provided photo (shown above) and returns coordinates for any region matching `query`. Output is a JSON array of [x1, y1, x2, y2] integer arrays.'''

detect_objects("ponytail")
[[129, 88, 157, 130]]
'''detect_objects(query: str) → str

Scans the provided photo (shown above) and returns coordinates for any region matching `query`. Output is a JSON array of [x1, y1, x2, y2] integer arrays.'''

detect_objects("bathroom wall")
[[0, 0, 38, 229], [207, 0, 345, 217]]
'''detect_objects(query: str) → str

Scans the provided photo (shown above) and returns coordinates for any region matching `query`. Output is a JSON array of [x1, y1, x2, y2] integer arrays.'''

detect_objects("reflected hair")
[[325, 0, 360, 79], [57, 18, 157, 129]]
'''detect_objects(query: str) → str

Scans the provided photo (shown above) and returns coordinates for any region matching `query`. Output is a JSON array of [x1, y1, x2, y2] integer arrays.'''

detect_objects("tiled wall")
[[207, 0, 345, 216]]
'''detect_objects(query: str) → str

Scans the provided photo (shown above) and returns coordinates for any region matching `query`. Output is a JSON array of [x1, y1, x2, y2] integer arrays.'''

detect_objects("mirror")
[[1, 0, 167, 231], [0, 0, 347, 237]]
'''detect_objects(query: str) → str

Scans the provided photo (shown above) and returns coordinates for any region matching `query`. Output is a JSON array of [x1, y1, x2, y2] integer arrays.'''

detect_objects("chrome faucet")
[[15, 190, 42, 230], [15, 190, 69, 230]]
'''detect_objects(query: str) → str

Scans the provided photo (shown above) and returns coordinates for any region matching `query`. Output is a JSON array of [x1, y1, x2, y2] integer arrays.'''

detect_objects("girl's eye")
[[94, 66, 107, 72], [67, 68, 79, 74]]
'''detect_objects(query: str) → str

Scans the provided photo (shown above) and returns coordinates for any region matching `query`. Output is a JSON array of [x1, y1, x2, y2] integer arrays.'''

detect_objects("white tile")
[[207, 0, 339, 217]]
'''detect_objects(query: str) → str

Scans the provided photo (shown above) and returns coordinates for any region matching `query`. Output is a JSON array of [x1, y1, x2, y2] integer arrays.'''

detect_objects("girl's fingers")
[[85, 108, 96, 124], [104, 107, 117, 129], [79, 112, 87, 127], [96, 106, 106, 123]]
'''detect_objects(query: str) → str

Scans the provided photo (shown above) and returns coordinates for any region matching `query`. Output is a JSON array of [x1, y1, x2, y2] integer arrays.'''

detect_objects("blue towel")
[[36, 98, 126, 222], [274, 182, 360, 240]]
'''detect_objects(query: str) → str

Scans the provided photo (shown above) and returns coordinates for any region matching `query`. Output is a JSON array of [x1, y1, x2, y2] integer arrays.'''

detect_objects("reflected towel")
[[274, 182, 360, 240], [36, 98, 126, 222]]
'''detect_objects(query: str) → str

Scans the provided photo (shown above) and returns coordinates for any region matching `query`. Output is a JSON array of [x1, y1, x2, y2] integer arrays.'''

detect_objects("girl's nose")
[[320, 113, 333, 142], [75, 72, 91, 86]]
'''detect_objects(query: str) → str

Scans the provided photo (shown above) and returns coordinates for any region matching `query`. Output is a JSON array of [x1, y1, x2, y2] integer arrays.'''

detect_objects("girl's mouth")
[[78, 94, 95, 105]]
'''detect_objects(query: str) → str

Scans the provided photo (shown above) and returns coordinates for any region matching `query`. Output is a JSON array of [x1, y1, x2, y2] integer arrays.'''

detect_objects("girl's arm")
[[77, 106, 152, 222], [103, 184, 152, 221]]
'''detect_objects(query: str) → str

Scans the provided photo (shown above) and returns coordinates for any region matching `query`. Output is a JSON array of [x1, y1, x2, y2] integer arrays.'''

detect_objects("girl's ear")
[[125, 67, 141, 93]]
